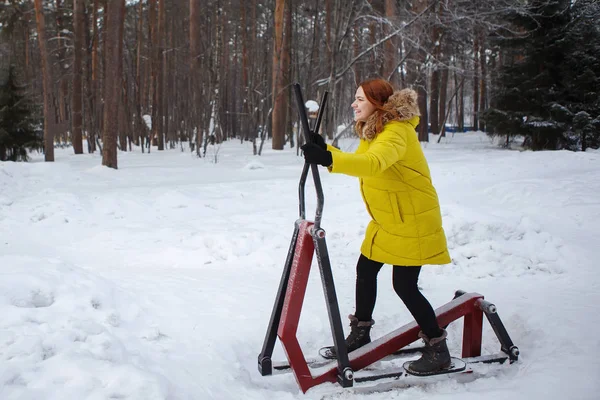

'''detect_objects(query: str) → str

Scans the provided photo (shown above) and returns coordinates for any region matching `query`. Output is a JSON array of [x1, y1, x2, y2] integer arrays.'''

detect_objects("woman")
[[300, 79, 452, 375]]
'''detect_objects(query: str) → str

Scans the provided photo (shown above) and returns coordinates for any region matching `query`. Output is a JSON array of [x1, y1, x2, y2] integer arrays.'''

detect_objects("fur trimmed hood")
[[358, 88, 420, 141]]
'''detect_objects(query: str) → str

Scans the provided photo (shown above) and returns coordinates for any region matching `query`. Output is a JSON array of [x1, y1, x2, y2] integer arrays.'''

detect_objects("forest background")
[[0, 0, 598, 167]]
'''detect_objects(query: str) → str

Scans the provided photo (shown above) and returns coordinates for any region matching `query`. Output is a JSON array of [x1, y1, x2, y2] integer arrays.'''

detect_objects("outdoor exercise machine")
[[257, 84, 519, 394]]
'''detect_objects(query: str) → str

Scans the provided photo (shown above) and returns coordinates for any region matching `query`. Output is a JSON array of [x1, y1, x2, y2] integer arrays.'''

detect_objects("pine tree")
[[0, 65, 43, 161], [484, 0, 600, 150], [558, 0, 600, 150]]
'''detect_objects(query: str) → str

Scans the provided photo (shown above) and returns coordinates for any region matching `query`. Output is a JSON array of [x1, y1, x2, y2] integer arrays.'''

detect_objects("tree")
[[484, 0, 600, 150], [72, 0, 85, 154], [85, 0, 101, 153], [271, 0, 288, 150], [33, 0, 54, 161], [156, 0, 166, 151], [189, 0, 202, 155], [0, 65, 43, 161], [406, 0, 430, 142], [102, 0, 126, 169], [558, 0, 600, 150]]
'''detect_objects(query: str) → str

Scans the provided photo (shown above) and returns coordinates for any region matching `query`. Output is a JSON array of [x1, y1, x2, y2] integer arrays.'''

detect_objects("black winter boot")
[[345, 315, 374, 352], [407, 329, 451, 375], [326, 315, 374, 358]]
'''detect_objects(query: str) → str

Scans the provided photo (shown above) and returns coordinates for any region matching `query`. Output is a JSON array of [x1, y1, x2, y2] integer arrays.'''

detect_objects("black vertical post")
[[313, 228, 353, 387]]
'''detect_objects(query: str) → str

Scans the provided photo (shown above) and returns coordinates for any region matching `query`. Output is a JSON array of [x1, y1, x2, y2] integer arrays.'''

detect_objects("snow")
[[305, 100, 320, 112], [142, 115, 152, 129], [1, 132, 599, 399], [337, 124, 349, 134], [527, 120, 557, 128]]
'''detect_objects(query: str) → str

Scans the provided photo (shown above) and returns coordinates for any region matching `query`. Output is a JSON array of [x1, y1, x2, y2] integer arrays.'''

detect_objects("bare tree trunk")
[[250, 0, 260, 154], [211, 4, 223, 146], [326, 0, 332, 73], [33, 0, 55, 161], [479, 31, 487, 132], [271, 0, 286, 149], [352, 24, 361, 86], [190, 0, 202, 155], [218, 5, 229, 143], [437, 22, 450, 135], [156, 0, 166, 150], [240, 0, 250, 142], [409, 0, 429, 142], [102, 0, 125, 169], [473, 34, 480, 131], [148, 0, 157, 151], [54, 0, 70, 140], [118, 79, 128, 151], [166, 10, 174, 146], [438, 66, 449, 136], [135, 0, 145, 148], [118, 1, 128, 152], [283, 0, 292, 147], [456, 57, 465, 132], [429, 6, 442, 136], [89, 0, 100, 152], [72, 0, 85, 154], [429, 68, 440, 136], [429, 0, 445, 135], [100, 0, 109, 142], [383, 0, 398, 85]]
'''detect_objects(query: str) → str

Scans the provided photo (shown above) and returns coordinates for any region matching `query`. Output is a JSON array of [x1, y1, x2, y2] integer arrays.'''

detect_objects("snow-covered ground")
[[1, 132, 599, 400]]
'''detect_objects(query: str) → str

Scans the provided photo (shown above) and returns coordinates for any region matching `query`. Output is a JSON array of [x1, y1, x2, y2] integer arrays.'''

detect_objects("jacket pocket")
[[389, 192, 404, 224]]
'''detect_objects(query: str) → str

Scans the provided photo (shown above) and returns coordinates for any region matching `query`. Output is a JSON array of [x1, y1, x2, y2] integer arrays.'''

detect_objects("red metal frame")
[[277, 220, 317, 389], [277, 221, 487, 393]]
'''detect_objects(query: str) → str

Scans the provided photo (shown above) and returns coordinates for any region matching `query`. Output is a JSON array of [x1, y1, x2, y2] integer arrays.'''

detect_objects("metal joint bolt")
[[510, 346, 520, 357], [343, 367, 354, 381]]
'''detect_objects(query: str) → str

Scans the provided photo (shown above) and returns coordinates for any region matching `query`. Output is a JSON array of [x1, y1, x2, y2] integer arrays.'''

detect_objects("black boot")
[[326, 315, 374, 358], [407, 329, 451, 375], [345, 315, 374, 352]]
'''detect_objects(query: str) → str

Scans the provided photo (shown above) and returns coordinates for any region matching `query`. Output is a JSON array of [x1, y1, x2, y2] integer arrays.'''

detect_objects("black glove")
[[310, 133, 327, 150], [301, 143, 333, 167]]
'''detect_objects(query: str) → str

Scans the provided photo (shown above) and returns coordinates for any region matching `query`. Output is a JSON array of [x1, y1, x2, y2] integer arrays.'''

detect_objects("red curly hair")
[[355, 79, 394, 137]]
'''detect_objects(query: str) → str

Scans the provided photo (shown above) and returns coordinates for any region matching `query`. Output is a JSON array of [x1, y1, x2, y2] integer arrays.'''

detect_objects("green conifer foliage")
[[0, 65, 43, 161], [485, 0, 600, 151]]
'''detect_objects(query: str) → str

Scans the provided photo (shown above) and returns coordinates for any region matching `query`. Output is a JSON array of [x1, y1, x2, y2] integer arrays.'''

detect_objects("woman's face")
[[352, 86, 377, 122]]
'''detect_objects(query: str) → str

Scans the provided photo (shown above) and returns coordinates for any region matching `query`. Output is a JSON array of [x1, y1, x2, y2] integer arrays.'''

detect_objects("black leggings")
[[354, 254, 442, 339]]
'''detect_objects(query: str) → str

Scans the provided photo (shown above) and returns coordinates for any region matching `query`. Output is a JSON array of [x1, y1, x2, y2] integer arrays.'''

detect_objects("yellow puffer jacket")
[[328, 90, 451, 266]]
